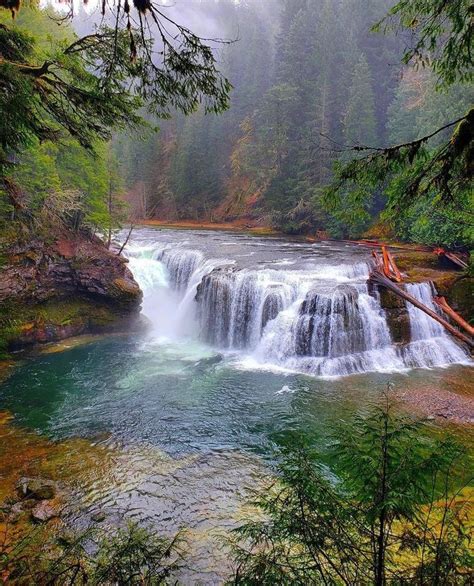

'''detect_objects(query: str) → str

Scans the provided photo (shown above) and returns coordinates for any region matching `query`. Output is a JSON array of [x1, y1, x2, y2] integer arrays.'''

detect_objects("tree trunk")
[[434, 296, 474, 336]]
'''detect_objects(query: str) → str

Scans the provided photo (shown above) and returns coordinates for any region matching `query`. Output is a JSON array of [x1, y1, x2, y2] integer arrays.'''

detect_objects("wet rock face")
[[370, 284, 411, 345], [0, 233, 142, 349], [385, 312, 412, 345], [0, 234, 141, 309], [444, 277, 473, 323]]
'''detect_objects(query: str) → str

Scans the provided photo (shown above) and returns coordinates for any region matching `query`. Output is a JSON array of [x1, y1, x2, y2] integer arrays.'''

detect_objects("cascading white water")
[[125, 233, 470, 377], [398, 282, 468, 369]]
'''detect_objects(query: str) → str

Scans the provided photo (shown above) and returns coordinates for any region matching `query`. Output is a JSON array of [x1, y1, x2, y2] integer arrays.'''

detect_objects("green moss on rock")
[[447, 277, 473, 324], [0, 298, 139, 354]]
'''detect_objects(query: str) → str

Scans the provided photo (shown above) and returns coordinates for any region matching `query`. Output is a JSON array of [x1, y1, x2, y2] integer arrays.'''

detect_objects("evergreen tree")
[[343, 55, 378, 146], [230, 403, 472, 585]]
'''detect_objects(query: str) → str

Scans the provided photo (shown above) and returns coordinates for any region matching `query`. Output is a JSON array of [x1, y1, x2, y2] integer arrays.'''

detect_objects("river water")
[[1, 228, 472, 582]]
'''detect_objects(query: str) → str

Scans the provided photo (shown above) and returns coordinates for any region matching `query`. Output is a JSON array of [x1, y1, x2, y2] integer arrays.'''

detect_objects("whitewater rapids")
[[124, 229, 470, 378]]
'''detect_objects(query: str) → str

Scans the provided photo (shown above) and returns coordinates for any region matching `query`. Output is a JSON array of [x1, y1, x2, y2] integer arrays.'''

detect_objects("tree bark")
[[434, 296, 474, 337]]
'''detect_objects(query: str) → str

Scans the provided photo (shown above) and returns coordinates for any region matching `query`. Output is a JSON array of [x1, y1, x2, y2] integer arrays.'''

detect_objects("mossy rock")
[[447, 277, 473, 324], [111, 278, 141, 303], [394, 251, 440, 272], [375, 286, 406, 310], [385, 311, 411, 345], [0, 297, 136, 353]]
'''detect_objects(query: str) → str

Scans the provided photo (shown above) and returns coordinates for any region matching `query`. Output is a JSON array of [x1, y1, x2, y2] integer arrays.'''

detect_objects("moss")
[[88, 306, 117, 327], [378, 287, 406, 310], [0, 297, 130, 355], [447, 277, 473, 323], [394, 251, 441, 272]]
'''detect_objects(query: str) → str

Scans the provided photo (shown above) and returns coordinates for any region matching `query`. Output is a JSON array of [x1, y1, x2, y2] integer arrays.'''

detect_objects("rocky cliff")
[[0, 231, 142, 352]]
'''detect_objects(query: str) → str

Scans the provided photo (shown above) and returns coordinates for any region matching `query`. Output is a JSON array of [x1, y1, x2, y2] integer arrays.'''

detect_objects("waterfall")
[[252, 282, 402, 377], [126, 235, 470, 377], [197, 269, 297, 349], [155, 248, 204, 292], [397, 282, 468, 369]]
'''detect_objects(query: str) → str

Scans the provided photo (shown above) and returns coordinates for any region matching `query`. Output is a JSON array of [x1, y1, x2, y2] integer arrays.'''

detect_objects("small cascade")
[[398, 282, 468, 368], [295, 286, 369, 358], [406, 282, 445, 340], [125, 234, 470, 377], [156, 248, 204, 291], [254, 282, 397, 376]]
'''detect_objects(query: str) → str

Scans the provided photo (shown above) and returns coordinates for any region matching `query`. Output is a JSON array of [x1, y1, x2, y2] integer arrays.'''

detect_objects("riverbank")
[[0, 229, 143, 358], [140, 218, 279, 235]]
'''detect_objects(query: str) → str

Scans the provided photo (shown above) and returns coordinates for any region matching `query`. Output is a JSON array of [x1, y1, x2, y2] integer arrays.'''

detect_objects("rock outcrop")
[[392, 250, 473, 324], [0, 231, 142, 351], [369, 283, 411, 345]]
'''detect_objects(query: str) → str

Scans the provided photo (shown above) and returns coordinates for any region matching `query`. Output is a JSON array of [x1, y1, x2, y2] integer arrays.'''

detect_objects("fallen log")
[[434, 248, 469, 270], [372, 250, 382, 269], [385, 249, 402, 282], [434, 296, 474, 337], [369, 270, 473, 349], [341, 239, 432, 252], [382, 246, 402, 282], [382, 246, 391, 278]]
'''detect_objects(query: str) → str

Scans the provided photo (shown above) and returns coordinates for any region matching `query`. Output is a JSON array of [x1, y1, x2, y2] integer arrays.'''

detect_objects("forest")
[[1, 0, 472, 248], [114, 0, 473, 247]]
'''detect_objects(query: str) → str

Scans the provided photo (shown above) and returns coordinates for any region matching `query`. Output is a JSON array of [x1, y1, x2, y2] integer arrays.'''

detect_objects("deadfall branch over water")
[[0, 228, 472, 583]]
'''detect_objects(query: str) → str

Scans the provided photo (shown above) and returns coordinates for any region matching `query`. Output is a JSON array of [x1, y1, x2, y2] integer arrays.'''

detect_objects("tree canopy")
[[0, 0, 231, 234]]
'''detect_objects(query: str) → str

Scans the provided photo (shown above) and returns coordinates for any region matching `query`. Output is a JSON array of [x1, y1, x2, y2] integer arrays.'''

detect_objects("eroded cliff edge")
[[0, 231, 142, 354]]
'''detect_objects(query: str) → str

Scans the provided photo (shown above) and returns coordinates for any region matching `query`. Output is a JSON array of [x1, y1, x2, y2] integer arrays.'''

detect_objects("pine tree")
[[343, 55, 378, 147]]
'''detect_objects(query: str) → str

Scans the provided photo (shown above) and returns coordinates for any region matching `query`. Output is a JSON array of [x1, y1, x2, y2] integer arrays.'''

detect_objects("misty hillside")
[[113, 0, 472, 244]]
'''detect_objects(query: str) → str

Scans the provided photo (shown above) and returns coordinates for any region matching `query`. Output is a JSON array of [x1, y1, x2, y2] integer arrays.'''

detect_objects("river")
[[1, 228, 472, 582]]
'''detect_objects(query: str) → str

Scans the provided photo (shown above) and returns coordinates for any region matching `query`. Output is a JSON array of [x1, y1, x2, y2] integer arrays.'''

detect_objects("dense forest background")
[[113, 0, 473, 245], [3, 0, 472, 247]]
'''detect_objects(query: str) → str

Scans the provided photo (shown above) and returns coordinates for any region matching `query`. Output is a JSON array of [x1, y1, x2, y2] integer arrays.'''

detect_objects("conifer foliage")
[[230, 400, 473, 585]]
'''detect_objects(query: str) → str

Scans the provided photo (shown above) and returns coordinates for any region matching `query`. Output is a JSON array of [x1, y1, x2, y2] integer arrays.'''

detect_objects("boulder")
[[91, 510, 107, 523], [0, 231, 143, 351], [31, 501, 58, 523], [16, 477, 56, 501], [0, 233, 142, 309]]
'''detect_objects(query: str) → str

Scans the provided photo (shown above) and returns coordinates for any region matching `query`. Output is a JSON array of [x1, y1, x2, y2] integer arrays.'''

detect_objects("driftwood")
[[370, 270, 473, 349], [434, 296, 474, 337], [372, 248, 403, 283], [434, 247, 469, 270]]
